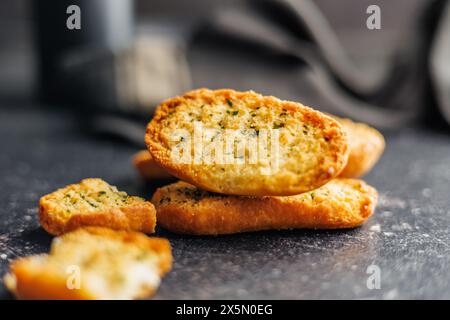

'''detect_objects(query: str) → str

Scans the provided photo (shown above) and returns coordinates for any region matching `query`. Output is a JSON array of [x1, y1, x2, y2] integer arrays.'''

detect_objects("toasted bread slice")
[[133, 150, 173, 180], [39, 178, 156, 235], [335, 117, 385, 178], [4, 227, 172, 300], [152, 179, 378, 235], [146, 88, 349, 196]]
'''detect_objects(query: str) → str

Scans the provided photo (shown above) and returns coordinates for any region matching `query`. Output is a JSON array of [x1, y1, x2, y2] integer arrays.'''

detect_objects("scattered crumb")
[[271, 268, 282, 277], [381, 211, 393, 217], [25, 208, 38, 215], [383, 288, 399, 300], [369, 224, 381, 232], [378, 194, 407, 209], [391, 223, 413, 231], [421, 188, 432, 198]]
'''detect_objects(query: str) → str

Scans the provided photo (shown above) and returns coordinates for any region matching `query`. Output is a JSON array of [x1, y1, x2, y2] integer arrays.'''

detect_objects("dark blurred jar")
[[32, 0, 134, 107]]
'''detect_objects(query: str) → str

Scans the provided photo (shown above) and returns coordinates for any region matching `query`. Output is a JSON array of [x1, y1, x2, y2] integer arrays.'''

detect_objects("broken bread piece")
[[133, 150, 173, 180], [146, 88, 349, 196], [335, 117, 385, 178], [39, 178, 156, 235], [4, 227, 172, 300], [152, 179, 378, 235]]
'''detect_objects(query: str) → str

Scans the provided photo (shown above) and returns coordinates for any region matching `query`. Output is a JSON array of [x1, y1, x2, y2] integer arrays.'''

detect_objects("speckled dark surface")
[[1, 106, 450, 299]]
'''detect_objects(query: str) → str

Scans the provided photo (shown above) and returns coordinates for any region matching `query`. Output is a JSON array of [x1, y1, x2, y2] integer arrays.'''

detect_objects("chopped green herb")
[[86, 200, 98, 208], [273, 123, 285, 129]]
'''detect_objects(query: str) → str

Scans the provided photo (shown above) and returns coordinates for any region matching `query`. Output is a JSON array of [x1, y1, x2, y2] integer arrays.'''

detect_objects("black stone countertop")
[[0, 106, 450, 299]]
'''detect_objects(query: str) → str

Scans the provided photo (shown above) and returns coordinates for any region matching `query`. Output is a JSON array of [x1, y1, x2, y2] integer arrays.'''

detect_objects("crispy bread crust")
[[4, 227, 172, 300], [39, 179, 156, 235], [336, 117, 385, 178], [146, 88, 349, 196], [133, 150, 173, 180], [152, 179, 378, 235]]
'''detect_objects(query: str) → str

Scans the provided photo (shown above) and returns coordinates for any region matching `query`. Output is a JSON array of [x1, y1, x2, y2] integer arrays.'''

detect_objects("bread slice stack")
[[145, 88, 383, 235]]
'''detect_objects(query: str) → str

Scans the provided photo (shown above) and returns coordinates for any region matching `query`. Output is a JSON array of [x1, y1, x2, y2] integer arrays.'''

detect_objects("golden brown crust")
[[39, 179, 156, 236], [4, 227, 172, 300], [335, 117, 385, 178], [152, 179, 378, 235], [133, 150, 173, 180], [146, 88, 349, 196]]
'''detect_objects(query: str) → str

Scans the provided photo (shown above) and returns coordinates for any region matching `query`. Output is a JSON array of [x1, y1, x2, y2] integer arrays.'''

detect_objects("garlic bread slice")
[[39, 178, 156, 235], [152, 179, 378, 235], [146, 88, 349, 196], [4, 227, 172, 300]]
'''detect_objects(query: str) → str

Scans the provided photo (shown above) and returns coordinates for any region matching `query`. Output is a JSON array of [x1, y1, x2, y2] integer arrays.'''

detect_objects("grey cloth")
[[198, 0, 450, 129], [431, 1, 450, 125]]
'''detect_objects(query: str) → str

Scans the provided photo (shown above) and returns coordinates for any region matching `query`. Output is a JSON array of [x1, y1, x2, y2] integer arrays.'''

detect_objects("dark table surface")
[[0, 104, 450, 300]]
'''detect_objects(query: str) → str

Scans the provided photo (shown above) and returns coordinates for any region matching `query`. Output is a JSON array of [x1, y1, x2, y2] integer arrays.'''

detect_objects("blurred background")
[[0, 0, 449, 136]]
